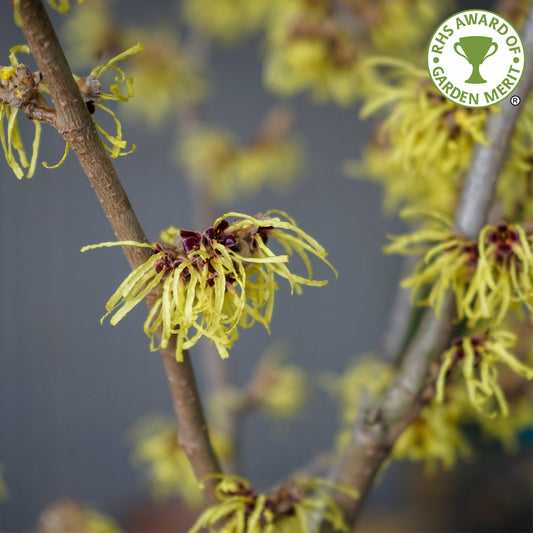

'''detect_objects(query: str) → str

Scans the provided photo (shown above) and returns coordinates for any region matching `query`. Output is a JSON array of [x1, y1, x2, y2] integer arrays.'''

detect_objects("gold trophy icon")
[[453, 36, 498, 84]]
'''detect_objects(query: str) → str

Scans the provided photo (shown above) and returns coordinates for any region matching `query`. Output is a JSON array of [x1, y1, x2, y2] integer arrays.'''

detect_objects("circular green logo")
[[427, 10, 525, 107]]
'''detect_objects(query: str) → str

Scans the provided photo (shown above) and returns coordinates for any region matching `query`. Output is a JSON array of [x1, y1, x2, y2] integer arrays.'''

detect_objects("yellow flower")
[[180, 121, 302, 204], [436, 331, 533, 417], [322, 355, 393, 453], [386, 212, 533, 325], [470, 223, 533, 324], [263, 0, 370, 105], [385, 210, 478, 319], [74, 43, 142, 158], [183, 0, 271, 43], [118, 27, 206, 128], [326, 354, 474, 471], [189, 475, 358, 533], [62, 0, 118, 69], [498, 92, 533, 220], [0, 45, 42, 179], [82, 211, 335, 361], [130, 416, 232, 508], [392, 397, 472, 472], [322, 354, 392, 431], [352, 0, 451, 58], [350, 58, 491, 215]]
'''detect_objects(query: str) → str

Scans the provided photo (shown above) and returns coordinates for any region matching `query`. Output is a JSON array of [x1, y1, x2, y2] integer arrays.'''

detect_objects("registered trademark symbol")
[[510, 95, 521, 106]]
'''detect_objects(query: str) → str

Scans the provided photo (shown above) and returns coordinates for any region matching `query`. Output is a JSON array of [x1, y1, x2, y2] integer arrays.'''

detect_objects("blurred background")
[[0, 0, 531, 532]]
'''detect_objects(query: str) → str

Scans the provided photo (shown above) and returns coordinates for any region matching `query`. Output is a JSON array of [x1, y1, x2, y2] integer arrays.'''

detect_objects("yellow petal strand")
[[42, 142, 70, 169], [8, 44, 30, 66], [26, 120, 41, 178]]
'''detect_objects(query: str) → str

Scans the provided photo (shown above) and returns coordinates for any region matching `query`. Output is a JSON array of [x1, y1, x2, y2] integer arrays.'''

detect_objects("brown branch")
[[23, 103, 57, 126], [326, 5, 533, 531], [14, 0, 221, 503]]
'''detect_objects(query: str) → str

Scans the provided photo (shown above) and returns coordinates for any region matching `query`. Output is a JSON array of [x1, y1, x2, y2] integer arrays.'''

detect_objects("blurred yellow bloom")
[[322, 354, 392, 433], [349, 0, 451, 58], [181, 121, 302, 204], [62, 0, 118, 69], [130, 416, 232, 508], [82, 211, 335, 361], [246, 343, 308, 419], [264, 0, 370, 105], [350, 58, 491, 215], [326, 355, 474, 471], [183, 0, 271, 43], [436, 331, 533, 417], [119, 28, 206, 128], [477, 395, 533, 452], [498, 92, 533, 221], [189, 475, 357, 533], [392, 398, 472, 472]]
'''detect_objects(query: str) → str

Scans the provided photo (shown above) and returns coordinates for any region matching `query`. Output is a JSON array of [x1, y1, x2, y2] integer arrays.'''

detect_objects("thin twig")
[[325, 5, 533, 530], [23, 103, 57, 126], [14, 0, 222, 503], [379, 255, 418, 363]]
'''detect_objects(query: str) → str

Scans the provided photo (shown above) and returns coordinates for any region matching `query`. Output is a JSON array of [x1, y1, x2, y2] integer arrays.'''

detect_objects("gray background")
[[0, 1, 530, 532]]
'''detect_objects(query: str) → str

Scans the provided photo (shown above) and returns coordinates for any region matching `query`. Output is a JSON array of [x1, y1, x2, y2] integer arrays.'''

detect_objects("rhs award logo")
[[427, 10, 524, 107]]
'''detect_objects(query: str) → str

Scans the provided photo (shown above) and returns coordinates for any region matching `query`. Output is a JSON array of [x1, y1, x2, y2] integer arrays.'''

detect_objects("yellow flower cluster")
[[352, 66, 533, 218], [263, 0, 369, 105], [180, 124, 302, 204], [189, 475, 357, 533], [119, 28, 206, 128], [436, 331, 533, 417], [62, 5, 206, 129], [498, 92, 533, 221], [325, 355, 472, 471], [83, 211, 335, 361], [349, 58, 491, 215], [0, 42, 140, 178], [323, 354, 393, 432], [182, 0, 271, 43], [392, 398, 472, 472], [62, 0, 117, 69], [386, 211, 533, 325], [130, 416, 232, 507], [353, 0, 451, 58]]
